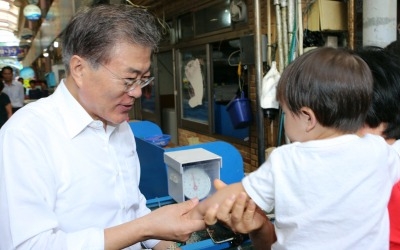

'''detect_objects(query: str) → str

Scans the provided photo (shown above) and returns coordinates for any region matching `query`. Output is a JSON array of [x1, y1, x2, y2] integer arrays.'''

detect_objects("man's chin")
[[118, 113, 130, 123], [107, 114, 130, 125]]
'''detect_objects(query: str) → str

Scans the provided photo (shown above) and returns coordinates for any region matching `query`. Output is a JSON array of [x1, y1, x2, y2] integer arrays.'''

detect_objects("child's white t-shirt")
[[242, 134, 400, 250]]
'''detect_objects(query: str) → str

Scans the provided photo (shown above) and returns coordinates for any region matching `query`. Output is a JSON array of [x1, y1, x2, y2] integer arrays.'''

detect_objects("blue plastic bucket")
[[226, 93, 252, 129]]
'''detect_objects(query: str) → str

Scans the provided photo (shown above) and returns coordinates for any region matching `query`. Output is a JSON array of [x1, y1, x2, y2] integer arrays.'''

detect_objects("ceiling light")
[[24, 4, 41, 21], [53, 41, 59, 48]]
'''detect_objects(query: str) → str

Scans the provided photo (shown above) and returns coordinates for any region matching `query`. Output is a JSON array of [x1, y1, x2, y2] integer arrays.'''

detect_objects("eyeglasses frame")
[[98, 62, 154, 92]]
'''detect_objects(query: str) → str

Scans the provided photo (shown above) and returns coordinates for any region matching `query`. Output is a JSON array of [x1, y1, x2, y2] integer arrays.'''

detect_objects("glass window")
[[160, 19, 175, 45], [195, 0, 231, 35], [135, 60, 160, 125], [140, 64, 156, 113], [175, 40, 250, 142], [135, 52, 173, 127], [178, 46, 209, 126], [178, 13, 194, 40], [140, 83, 156, 113], [212, 39, 249, 141]]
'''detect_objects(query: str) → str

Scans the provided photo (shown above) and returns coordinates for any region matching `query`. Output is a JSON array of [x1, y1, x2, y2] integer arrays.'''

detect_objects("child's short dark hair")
[[276, 47, 373, 133]]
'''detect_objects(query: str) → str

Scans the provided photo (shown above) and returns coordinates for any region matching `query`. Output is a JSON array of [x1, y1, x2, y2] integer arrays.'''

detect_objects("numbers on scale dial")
[[182, 167, 212, 200]]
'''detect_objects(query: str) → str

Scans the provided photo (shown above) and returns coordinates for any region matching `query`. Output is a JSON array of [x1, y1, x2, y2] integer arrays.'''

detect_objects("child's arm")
[[249, 218, 277, 250], [188, 182, 245, 220], [203, 181, 277, 250]]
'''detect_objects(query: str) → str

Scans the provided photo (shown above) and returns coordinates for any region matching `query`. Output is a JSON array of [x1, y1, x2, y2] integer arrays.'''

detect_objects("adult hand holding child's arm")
[[191, 179, 276, 250], [188, 182, 246, 220]]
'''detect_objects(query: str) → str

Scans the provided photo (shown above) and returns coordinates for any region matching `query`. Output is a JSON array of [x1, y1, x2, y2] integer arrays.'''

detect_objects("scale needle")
[[191, 173, 198, 191]]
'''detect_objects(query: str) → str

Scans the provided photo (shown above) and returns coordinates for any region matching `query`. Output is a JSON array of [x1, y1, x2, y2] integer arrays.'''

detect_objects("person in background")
[[0, 4, 204, 250], [1, 66, 25, 113], [36, 79, 49, 97], [17, 77, 26, 98], [386, 39, 400, 54], [203, 46, 400, 250], [28, 79, 48, 99], [28, 79, 36, 89], [192, 47, 400, 249], [383, 40, 400, 250], [0, 81, 12, 128], [28, 79, 40, 99]]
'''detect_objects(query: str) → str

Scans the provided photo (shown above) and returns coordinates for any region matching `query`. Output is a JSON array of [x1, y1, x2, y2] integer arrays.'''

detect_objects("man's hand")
[[203, 180, 267, 234], [148, 198, 206, 242]]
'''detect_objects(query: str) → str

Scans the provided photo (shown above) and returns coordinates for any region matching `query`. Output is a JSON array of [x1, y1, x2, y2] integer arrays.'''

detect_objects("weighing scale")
[[131, 121, 251, 249], [164, 148, 221, 203]]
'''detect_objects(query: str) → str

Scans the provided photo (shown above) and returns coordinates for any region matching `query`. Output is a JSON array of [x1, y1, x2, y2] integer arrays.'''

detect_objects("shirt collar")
[[3, 80, 18, 86], [54, 80, 96, 138]]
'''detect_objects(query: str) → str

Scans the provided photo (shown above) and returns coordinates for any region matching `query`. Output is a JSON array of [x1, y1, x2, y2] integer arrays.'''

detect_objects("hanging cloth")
[[261, 61, 280, 110]]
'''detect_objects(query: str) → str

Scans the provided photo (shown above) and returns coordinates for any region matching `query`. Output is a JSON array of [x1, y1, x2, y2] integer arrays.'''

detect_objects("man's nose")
[[126, 87, 142, 98]]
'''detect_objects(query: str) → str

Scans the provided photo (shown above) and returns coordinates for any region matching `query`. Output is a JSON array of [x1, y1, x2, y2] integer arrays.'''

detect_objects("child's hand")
[[204, 191, 267, 234]]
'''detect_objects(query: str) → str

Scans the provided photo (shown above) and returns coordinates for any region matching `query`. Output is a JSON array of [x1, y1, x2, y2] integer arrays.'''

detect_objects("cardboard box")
[[307, 0, 347, 31]]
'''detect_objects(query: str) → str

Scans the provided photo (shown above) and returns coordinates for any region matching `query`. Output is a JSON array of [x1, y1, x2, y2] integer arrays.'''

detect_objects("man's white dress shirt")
[[0, 80, 159, 249]]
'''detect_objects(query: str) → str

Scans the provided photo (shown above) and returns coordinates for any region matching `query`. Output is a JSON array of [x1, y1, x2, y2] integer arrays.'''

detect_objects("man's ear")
[[69, 55, 86, 88], [300, 107, 317, 132]]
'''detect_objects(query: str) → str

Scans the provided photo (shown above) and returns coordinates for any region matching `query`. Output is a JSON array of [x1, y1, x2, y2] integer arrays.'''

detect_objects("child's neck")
[[300, 123, 347, 142]]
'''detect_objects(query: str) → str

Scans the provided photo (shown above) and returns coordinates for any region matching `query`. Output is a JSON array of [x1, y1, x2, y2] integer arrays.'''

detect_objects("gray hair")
[[61, 4, 161, 73]]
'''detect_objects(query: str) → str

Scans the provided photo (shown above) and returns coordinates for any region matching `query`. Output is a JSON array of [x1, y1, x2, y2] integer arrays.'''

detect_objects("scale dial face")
[[182, 167, 212, 200]]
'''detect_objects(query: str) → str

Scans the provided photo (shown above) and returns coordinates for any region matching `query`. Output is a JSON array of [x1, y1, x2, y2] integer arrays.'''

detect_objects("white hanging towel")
[[261, 61, 280, 109]]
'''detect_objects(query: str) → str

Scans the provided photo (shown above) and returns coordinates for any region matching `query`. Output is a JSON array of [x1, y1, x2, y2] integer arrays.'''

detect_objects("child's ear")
[[300, 107, 317, 132]]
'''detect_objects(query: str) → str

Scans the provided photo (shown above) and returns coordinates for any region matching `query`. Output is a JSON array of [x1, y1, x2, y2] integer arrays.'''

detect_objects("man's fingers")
[[242, 198, 257, 221], [216, 194, 237, 224], [213, 179, 227, 190], [204, 204, 219, 225], [230, 192, 247, 222]]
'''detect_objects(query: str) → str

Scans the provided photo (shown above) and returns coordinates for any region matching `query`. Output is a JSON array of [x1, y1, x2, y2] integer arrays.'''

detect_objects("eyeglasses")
[[98, 63, 154, 92]]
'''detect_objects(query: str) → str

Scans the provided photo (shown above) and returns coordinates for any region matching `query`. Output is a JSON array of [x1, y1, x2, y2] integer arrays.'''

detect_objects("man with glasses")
[[0, 4, 205, 250]]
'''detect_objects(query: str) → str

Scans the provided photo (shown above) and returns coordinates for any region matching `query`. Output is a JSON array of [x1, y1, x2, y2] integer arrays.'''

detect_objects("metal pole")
[[254, 0, 265, 165], [363, 0, 397, 47], [280, 0, 289, 67], [347, 0, 355, 50], [274, 0, 284, 72], [297, 0, 303, 55]]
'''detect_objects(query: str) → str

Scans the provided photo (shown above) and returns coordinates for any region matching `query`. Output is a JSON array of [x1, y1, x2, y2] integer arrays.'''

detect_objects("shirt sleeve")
[[4, 93, 11, 105], [17, 228, 104, 250], [242, 159, 275, 213]]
